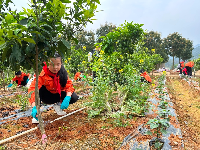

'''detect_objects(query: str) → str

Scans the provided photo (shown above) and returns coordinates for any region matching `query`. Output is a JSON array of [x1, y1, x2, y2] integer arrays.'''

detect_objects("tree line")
[[77, 24, 193, 69]]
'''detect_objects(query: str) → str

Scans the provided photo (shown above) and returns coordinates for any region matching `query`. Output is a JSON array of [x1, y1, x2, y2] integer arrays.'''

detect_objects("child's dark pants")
[[39, 85, 79, 104], [16, 76, 28, 86]]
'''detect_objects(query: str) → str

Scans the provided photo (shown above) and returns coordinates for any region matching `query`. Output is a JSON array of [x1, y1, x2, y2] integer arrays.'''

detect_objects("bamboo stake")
[[0, 107, 86, 145], [0, 127, 38, 145]]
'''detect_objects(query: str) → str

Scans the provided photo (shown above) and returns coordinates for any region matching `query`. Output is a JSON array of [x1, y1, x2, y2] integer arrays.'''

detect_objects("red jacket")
[[12, 72, 30, 86], [28, 69, 75, 104], [185, 61, 194, 67], [140, 71, 152, 83], [74, 72, 82, 80]]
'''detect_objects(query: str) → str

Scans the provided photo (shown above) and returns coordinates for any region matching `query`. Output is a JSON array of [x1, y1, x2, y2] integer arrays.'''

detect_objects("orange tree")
[[0, 0, 100, 137], [85, 22, 163, 126]]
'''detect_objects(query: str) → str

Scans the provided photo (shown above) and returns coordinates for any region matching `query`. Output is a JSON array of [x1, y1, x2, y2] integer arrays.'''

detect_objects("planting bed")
[[0, 77, 200, 149]]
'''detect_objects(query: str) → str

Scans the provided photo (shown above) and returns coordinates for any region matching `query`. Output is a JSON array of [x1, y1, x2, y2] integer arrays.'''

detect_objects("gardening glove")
[[60, 96, 71, 110], [26, 78, 29, 83], [7, 83, 13, 87], [31, 106, 38, 121]]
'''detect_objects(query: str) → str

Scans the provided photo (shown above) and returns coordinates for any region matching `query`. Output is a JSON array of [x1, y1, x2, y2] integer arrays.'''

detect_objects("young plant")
[[146, 117, 169, 148], [15, 95, 29, 111]]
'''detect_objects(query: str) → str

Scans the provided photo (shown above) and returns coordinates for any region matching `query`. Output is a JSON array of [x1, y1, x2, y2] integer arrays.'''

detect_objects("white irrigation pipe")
[[0, 107, 86, 145]]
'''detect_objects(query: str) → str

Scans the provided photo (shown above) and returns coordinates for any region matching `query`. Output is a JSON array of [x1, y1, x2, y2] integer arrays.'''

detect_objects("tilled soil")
[[1, 78, 200, 149], [166, 77, 200, 149]]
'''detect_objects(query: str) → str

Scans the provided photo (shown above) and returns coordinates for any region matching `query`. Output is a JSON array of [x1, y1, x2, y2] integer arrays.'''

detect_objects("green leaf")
[[59, 0, 71, 3], [19, 18, 28, 25], [87, 0, 90, 4], [21, 38, 36, 44], [41, 24, 53, 31], [160, 128, 168, 134], [61, 39, 71, 49], [0, 42, 6, 50], [30, 31, 41, 35], [146, 130, 152, 135], [72, 38, 78, 44], [0, 29, 3, 37], [11, 43, 21, 62], [150, 123, 159, 129], [14, 29, 22, 36]]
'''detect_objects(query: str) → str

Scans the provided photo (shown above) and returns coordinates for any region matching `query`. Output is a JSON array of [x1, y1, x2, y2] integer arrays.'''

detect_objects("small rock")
[[23, 124, 29, 128]]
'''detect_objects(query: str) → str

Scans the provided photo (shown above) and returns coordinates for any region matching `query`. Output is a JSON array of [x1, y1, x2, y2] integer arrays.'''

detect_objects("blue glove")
[[31, 106, 38, 121], [60, 96, 71, 110], [26, 78, 29, 83], [7, 83, 13, 87]]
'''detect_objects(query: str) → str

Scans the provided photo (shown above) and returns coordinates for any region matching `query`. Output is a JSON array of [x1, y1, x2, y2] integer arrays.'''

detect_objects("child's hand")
[[31, 106, 38, 121], [60, 96, 71, 109], [7, 83, 13, 87]]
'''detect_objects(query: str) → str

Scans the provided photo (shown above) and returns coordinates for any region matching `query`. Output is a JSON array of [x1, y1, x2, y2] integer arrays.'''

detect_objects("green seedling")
[[146, 118, 169, 139]]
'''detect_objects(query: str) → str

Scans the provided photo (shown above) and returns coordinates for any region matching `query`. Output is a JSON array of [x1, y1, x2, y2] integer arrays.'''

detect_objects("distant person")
[[74, 71, 84, 81], [7, 70, 31, 87], [140, 69, 152, 83], [185, 61, 194, 78]]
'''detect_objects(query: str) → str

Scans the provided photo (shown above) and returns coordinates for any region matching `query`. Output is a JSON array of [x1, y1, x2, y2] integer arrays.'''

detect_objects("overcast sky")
[[10, 0, 200, 46]]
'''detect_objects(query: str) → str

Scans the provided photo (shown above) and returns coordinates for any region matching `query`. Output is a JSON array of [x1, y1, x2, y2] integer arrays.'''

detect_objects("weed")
[[15, 95, 29, 111]]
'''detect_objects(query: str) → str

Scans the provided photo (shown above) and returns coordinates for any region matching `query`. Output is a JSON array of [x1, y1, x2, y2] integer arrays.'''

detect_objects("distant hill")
[[165, 44, 200, 69], [191, 46, 200, 60], [194, 44, 200, 48]]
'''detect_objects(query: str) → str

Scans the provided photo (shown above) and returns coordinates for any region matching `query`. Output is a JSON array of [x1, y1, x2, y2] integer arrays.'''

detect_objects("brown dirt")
[[1, 79, 200, 149], [166, 77, 200, 149]]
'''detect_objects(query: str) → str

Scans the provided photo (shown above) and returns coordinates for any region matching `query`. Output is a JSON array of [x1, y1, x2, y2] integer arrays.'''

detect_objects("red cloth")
[[183, 68, 187, 75], [43, 62, 61, 97]]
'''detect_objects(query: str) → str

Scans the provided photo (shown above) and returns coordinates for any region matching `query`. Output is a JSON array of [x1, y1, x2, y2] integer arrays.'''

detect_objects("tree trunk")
[[3, 71, 5, 91], [35, 46, 46, 136], [179, 57, 180, 63], [0, 71, 2, 88], [172, 54, 175, 70], [34, 3, 45, 137]]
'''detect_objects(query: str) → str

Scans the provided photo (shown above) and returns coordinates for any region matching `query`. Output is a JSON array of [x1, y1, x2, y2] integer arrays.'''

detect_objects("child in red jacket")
[[74, 71, 84, 81], [7, 71, 31, 87], [140, 69, 152, 83], [28, 53, 79, 123]]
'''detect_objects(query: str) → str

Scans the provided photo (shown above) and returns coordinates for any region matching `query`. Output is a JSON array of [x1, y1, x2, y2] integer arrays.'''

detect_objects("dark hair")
[[140, 69, 144, 73], [15, 70, 22, 75], [53, 53, 68, 87]]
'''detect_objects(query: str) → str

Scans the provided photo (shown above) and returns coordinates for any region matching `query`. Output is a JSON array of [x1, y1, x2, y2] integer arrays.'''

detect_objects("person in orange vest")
[[28, 53, 79, 123], [74, 71, 83, 81], [7, 70, 31, 87], [185, 61, 194, 78], [140, 69, 152, 83]]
